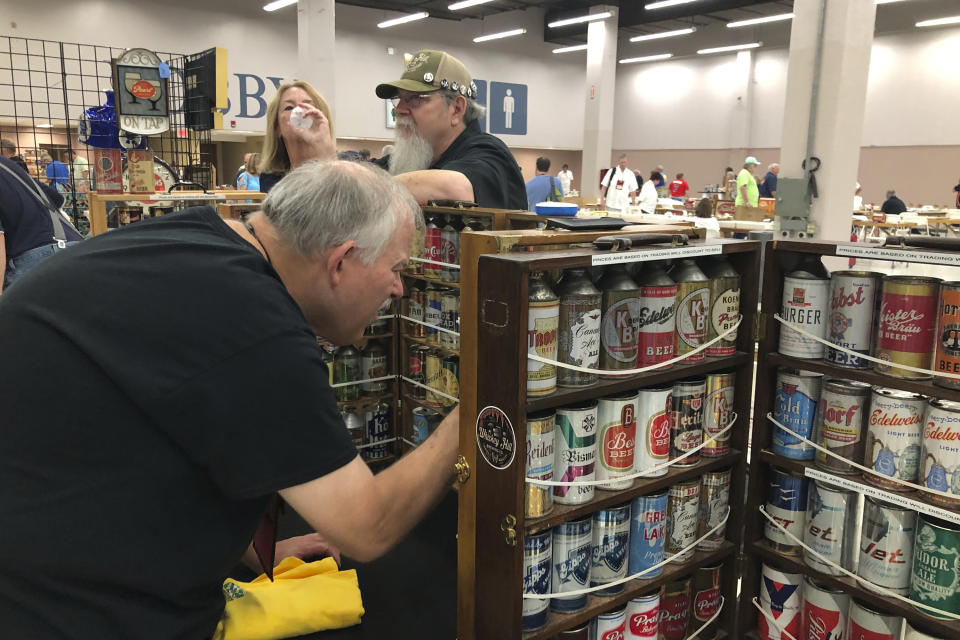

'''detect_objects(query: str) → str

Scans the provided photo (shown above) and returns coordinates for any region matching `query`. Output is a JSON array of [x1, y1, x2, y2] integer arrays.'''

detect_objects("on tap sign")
[[113, 47, 170, 136]]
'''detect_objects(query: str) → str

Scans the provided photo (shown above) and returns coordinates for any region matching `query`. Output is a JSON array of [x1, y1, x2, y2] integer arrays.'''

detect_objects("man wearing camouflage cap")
[[375, 49, 527, 210]]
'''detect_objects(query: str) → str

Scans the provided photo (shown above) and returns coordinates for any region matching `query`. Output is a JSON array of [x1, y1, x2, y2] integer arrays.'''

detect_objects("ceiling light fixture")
[[552, 44, 589, 53], [629, 27, 696, 42], [876, 0, 909, 4], [645, 0, 698, 10], [263, 0, 297, 11], [697, 42, 761, 54], [619, 53, 673, 64], [474, 28, 526, 42], [916, 15, 960, 28], [36, 123, 53, 128], [727, 13, 794, 28], [449, 0, 494, 10], [548, 11, 612, 28], [377, 11, 429, 28]]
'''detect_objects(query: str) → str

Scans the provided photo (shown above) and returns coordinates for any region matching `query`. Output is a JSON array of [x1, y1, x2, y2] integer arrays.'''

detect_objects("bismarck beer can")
[[757, 564, 802, 640], [921, 398, 960, 508], [703, 372, 735, 458], [528, 272, 559, 397], [440, 216, 460, 282], [598, 264, 640, 377], [801, 577, 849, 640], [629, 492, 667, 579], [874, 275, 941, 379], [522, 530, 551, 631], [671, 377, 706, 466], [702, 255, 741, 357], [551, 516, 592, 613], [847, 599, 903, 639], [804, 480, 862, 576], [825, 270, 881, 368], [554, 401, 598, 506], [672, 259, 710, 364], [934, 281, 960, 390], [658, 578, 691, 640], [772, 369, 823, 460], [857, 497, 917, 595], [812, 378, 871, 475], [667, 479, 700, 562], [864, 387, 925, 491], [590, 504, 632, 595], [635, 386, 672, 478], [526, 410, 555, 518], [593, 604, 627, 640], [764, 468, 809, 556], [780, 261, 830, 359], [597, 392, 638, 490], [624, 591, 659, 639], [440, 290, 460, 351], [690, 564, 722, 640], [635, 264, 677, 368], [911, 514, 960, 619], [697, 469, 731, 551], [557, 268, 602, 388]]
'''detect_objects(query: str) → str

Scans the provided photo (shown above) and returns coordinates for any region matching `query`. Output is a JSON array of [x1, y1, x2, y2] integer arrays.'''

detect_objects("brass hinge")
[[454, 455, 471, 485], [500, 514, 518, 547]]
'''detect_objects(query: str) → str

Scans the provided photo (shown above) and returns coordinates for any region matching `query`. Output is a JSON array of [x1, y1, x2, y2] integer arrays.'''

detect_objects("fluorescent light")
[[630, 27, 695, 42], [553, 44, 589, 54], [263, 0, 296, 11], [645, 0, 698, 10], [473, 28, 526, 42], [36, 123, 53, 128], [619, 53, 673, 64], [548, 11, 612, 28], [727, 13, 793, 28], [876, 0, 909, 4], [697, 42, 761, 55], [377, 11, 429, 28], [448, 0, 493, 9], [916, 15, 960, 28]]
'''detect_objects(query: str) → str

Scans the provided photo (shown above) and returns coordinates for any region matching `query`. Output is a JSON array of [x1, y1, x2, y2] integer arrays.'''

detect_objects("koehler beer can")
[[803, 480, 862, 576], [666, 479, 700, 562], [526, 410, 555, 518], [764, 468, 809, 556], [635, 264, 677, 368], [593, 604, 627, 640], [757, 564, 802, 640], [554, 401, 597, 505], [590, 504, 631, 595], [910, 514, 960, 618], [934, 281, 960, 390], [658, 578, 691, 640], [921, 398, 960, 508], [779, 261, 830, 359], [672, 259, 710, 363], [598, 264, 640, 377], [801, 577, 849, 640], [847, 599, 903, 639], [812, 378, 871, 475], [825, 270, 881, 368], [629, 492, 667, 579], [703, 372, 734, 457], [624, 591, 659, 639], [690, 564, 722, 640], [671, 377, 705, 466], [557, 268, 602, 388], [772, 368, 822, 460], [864, 387, 925, 491], [363, 402, 391, 460], [551, 516, 592, 613], [522, 530, 551, 631], [635, 386, 671, 477], [702, 255, 741, 357], [874, 275, 941, 379], [528, 272, 559, 397], [857, 497, 916, 595], [697, 469, 731, 551], [597, 392, 638, 490]]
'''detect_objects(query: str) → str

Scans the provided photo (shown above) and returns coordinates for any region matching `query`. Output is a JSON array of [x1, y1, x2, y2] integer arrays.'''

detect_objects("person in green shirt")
[[735, 156, 761, 207]]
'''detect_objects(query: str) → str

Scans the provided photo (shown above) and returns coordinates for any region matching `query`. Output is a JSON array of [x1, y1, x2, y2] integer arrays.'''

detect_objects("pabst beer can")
[[690, 564, 722, 640], [526, 410, 555, 518], [703, 372, 734, 458], [666, 479, 700, 562], [635, 264, 677, 368], [598, 264, 640, 377], [593, 604, 627, 640], [522, 530, 551, 631], [697, 469, 731, 551], [658, 578, 691, 640], [597, 392, 638, 490], [934, 281, 960, 390], [423, 216, 441, 278], [757, 564, 802, 640], [764, 468, 809, 556], [780, 265, 830, 359], [702, 255, 741, 357], [591, 504, 631, 596], [825, 270, 881, 368], [624, 591, 659, 639], [874, 275, 941, 379], [557, 268, 602, 388], [921, 398, 960, 508], [629, 492, 667, 579], [812, 378, 871, 475], [672, 259, 710, 364], [804, 480, 862, 576], [801, 577, 849, 640], [551, 516, 592, 613], [864, 387, 925, 491], [911, 514, 960, 618], [857, 497, 916, 595], [528, 272, 559, 397], [671, 377, 705, 466], [554, 401, 598, 506], [847, 599, 903, 639], [772, 368, 823, 460], [635, 386, 672, 477]]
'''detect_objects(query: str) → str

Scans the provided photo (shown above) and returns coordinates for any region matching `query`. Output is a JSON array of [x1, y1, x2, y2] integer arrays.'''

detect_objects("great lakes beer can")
[[597, 392, 638, 490], [921, 398, 960, 508], [528, 272, 559, 397], [703, 372, 735, 457], [934, 281, 960, 390], [557, 268, 602, 388], [522, 530, 551, 631], [702, 255, 741, 357], [864, 387, 925, 491], [658, 578, 691, 640], [825, 270, 881, 368], [772, 368, 823, 460], [590, 504, 632, 595], [812, 378, 871, 475], [593, 604, 627, 640], [551, 516, 592, 613], [629, 491, 667, 579], [697, 469, 731, 551], [801, 577, 849, 640], [691, 564, 722, 640], [804, 480, 861, 576], [671, 377, 705, 466], [635, 386, 672, 477], [780, 266, 830, 359], [874, 275, 941, 379], [857, 497, 916, 595], [598, 264, 640, 377], [764, 468, 809, 556], [847, 599, 903, 639], [425, 284, 442, 344], [667, 479, 700, 562], [526, 410, 555, 518], [911, 514, 960, 619], [672, 259, 710, 363], [635, 264, 677, 368], [440, 290, 459, 351], [757, 564, 802, 640], [624, 591, 659, 639], [554, 401, 598, 505]]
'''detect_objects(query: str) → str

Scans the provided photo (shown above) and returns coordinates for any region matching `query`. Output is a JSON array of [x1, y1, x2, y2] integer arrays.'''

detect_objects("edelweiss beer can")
[[904, 621, 946, 639], [780, 266, 830, 359], [635, 264, 677, 368], [691, 564, 722, 640], [554, 401, 598, 506], [635, 386, 672, 477], [590, 504, 632, 595], [702, 256, 741, 357], [864, 387, 925, 491], [697, 469, 731, 551], [658, 578, 691, 640], [551, 516, 592, 613], [772, 369, 823, 459], [629, 492, 667, 579], [406, 286, 426, 338], [423, 216, 441, 278], [440, 216, 460, 282], [440, 291, 459, 351], [598, 264, 640, 377], [934, 281, 960, 390], [624, 592, 659, 639], [911, 514, 960, 619], [425, 284, 442, 344], [757, 564, 802, 640], [764, 468, 809, 556], [597, 392, 638, 490], [666, 479, 700, 562], [593, 604, 627, 640], [671, 377, 706, 466], [557, 268, 602, 388], [801, 577, 849, 640], [526, 410, 555, 518], [803, 480, 861, 576], [703, 372, 735, 457], [812, 378, 871, 475], [825, 270, 881, 368], [522, 530, 551, 631], [528, 272, 559, 397], [874, 275, 941, 379], [857, 497, 916, 595], [847, 599, 903, 639], [672, 259, 710, 363], [363, 402, 391, 460], [921, 398, 960, 508]]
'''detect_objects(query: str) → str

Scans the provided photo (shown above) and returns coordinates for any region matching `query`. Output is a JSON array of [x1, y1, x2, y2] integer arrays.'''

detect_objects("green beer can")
[[910, 513, 960, 619]]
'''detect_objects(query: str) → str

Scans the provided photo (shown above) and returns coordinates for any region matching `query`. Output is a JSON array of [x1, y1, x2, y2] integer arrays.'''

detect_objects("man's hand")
[[275, 532, 342, 566]]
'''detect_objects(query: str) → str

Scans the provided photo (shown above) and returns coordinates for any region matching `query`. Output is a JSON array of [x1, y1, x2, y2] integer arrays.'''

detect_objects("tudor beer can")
[[934, 281, 960, 390], [702, 256, 741, 357], [624, 592, 659, 639], [522, 530, 551, 631], [671, 377, 705, 466], [526, 410, 555, 518], [812, 378, 871, 475], [780, 267, 830, 359], [857, 497, 917, 595], [911, 514, 960, 618], [667, 479, 700, 562], [757, 564, 802, 640], [874, 275, 941, 379], [557, 268, 602, 388], [825, 270, 881, 368], [703, 372, 735, 458], [691, 564, 722, 640], [635, 386, 672, 478], [593, 604, 627, 640], [658, 578, 691, 640], [804, 480, 862, 576], [440, 290, 459, 351], [528, 272, 559, 397], [554, 401, 598, 506], [597, 392, 638, 490], [847, 599, 903, 639], [697, 469, 731, 551], [635, 264, 677, 368], [629, 492, 667, 579], [590, 504, 632, 595], [764, 468, 809, 556], [921, 398, 960, 508], [598, 264, 640, 376], [551, 516, 592, 613], [672, 259, 710, 363], [801, 577, 849, 640], [864, 387, 925, 491], [772, 369, 823, 460]]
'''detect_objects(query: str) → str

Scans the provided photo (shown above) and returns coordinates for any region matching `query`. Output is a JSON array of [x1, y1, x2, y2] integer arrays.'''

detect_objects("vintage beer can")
[[772, 368, 823, 459], [593, 604, 627, 640], [904, 621, 946, 639], [423, 216, 442, 278], [440, 291, 460, 351], [911, 514, 960, 618], [703, 372, 735, 458], [526, 410, 555, 518], [780, 264, 830, 359], [635, 264, 677, 368], [921, 398, 960, 508], [847, 599, 903, 639], [934, 281, 960, 390], [702, 255, 741, 357], [424, 284, 443, 344], [691, 564, 722, 640], [629, 492, 667, 579], [624, 591, 659, 639], [666, 479, 700, 562], [333, 345, 361, 402], [557, 624, 590, 639], [440, 216, 460, 282], [671, 377, 706, 466], [590, 504, 632, 595], [804, 480, 861, 576], [528, 272, 559, 397], [857, 497, 917, 595], [406, 286, 426, 338], [697, 469, 731, 551], [812, 378, 871, 475], [597, 392, 638, 490], [801, 577, 849, 640], [864, 387, 925, 491], [551, 516, 592, 613], [440, 355, 459, 405], [874, 275, 941, 379], [764, 468, 809, 556], [658, 578, 691, 640], [757, 564, 802, 640], [411, 406, 441, 445], [557, 268, 602, 388], [635, 386, 672, 478], [340, 406, 364, 450], [424, 349, 443, 407], [522, 530, 552, 631], [825, 270, 881, 368], [360, 339, 388, 394], [598, 264, 640, 376], [407, 344, 427, 400], [672, 259, 710, 363], [363, 402, 391, 460], [554, 401, 598, 506]]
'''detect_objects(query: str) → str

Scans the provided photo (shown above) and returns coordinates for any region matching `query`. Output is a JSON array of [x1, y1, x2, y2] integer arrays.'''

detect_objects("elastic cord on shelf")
[[329, 375, 395, 389], [751, 597, 799, 640], [355, 436, 398, 452], [400, 375, 460, 404], [399, 314, 461, 337], [409, 256, 461, 270]]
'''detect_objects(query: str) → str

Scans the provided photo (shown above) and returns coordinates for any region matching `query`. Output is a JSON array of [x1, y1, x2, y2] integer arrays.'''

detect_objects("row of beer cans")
[[406, 284, 459, 351], [413, 214, 489, 283], [527, 256, 742, 397], [772, 370, 960, 507], [339, 402, 392, 461], [327, 340, 391, 402], [526, 374, 735, 517], [405, 347, 459, 407], [764, 470, 960, 618]]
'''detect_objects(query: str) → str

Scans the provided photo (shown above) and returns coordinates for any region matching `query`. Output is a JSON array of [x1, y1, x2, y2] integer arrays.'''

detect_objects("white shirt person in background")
[[600, 154, 638, 212], [557, 164, 574, 194]]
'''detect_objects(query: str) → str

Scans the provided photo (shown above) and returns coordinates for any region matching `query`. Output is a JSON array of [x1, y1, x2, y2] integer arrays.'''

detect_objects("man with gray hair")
[[0, 137, 28, 172], [881, 189, 907, 214], [758, 162, 779, 198], [0, 159, 460, 638]]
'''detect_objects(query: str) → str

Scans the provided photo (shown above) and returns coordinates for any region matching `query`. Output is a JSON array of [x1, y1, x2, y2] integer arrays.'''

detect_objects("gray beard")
[[389, 119, 434, 176]]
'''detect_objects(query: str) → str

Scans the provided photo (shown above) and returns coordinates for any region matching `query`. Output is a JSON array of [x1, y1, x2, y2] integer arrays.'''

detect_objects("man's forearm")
[[395, 169, 474, 204]]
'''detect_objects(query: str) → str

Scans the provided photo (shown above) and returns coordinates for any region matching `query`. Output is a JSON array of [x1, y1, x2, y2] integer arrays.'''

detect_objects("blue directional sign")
[[473, 79, 488, 132], [489, 82, 527, 135]]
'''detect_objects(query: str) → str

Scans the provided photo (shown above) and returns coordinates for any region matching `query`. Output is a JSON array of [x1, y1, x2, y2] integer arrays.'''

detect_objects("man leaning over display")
[[0, 160, 460, 639]]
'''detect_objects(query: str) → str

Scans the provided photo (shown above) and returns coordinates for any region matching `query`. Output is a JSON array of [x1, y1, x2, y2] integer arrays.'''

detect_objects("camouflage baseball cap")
[[375, 49, 478, 100]]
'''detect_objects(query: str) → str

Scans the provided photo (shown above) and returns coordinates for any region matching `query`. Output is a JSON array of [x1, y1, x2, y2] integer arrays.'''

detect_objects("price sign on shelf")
[[836, 244, 960, 266], [591, 244, 722, 266]]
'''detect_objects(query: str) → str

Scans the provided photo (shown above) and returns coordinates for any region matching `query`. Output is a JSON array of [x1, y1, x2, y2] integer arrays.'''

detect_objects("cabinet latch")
[[455, 455, 471, 485], [500, 514, 518, 547]]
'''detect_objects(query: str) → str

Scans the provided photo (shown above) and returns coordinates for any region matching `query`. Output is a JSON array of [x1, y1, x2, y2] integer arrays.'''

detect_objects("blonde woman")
[[259, 81, 336, 192]]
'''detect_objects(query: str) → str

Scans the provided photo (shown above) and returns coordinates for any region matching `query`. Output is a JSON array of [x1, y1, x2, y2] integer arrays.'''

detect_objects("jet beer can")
[[597, 392, 638, 490], [934, 281, 960, 390], [590, 504, 632, 595], [874, 275, 941, 379], [780, 269, 830, 359], [598, 264, 640, 376], [864, 387, 925, 491], [803, 480, 861, 576], [629, 492, 667, 579], [671, 377, 705, 466], [825, 270, 881, 368], [910, 514, 960, 619], [635, 386, 672, 478], [690, 564, 722, 640], [812, 378, 871, 475], [551, 517, 592, 613], [593, 604, 627, 640], [672, 259, 710, 363], [702, 372, 735, 458], [857, 497, 916, 595], [764, 468, 809, 556], [557, 268, 602, 388], [697, 469, 731, 551], [702, 255, 741, 358], [624, 591, 659, 639], [666, 479, 700, 562], [635, 265, 677, 368], [801, 577, 849, 640], [921, 398, 960, 508], [526, 410, 555, 519], [554, 401, 598, 506], [658, 578, 691, 640], [847, 599, 903, 639], [528, 272, 559, 397], [522, 530, 551, 631], [772, 368, 822, 459]]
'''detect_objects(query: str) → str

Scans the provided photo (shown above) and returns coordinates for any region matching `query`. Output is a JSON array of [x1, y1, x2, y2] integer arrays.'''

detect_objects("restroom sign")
[[489, 82, 527, 135]]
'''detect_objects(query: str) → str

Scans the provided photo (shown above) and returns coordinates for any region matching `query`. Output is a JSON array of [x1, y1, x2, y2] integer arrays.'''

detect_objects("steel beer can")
[[691, 564, 722, 640], [440, 355, 458, 405], [801, 577, 849, 640], [593, 604, 627, 640], [363, 402, 391, 460], [406, 286, 426, 338], [697, 469, 731, 551], [629, 492, 667, 579], [591, 504, 631, 595], [558, 268, 602, 388], [526, 410, 555, 518], [825, 270, 881, 368], [551, 516, 592, 613], [780, 267, 830, 359], [874, 275, 941, 379], [658, 578, 691, 640], [528, 272, 559, 397], [864, 387, 925, 491], [803, 480, 861, 576], [522, 530, 551, 631], [635, 264, 677, 368], [702, 255, 741, 357], [921, 398, 960, 508], [857, 497, 917, 595], [772, 368, 823, 460], [635, 386, 672, 478], [624, 591, 659, 639], [764, 468, 809, 556], [703, 372, 735, 457], [425, 284, 442, 344], [440, 291, 460, 351], [911, 514, 960, 618], [934, 281, 960, 390], [424, 349, 443, 407], [812, 378, 871, 475], [847, 599, 903, 639], [554, 401, 598, 505], [666, 479, 700, 562], [440, 216, 460, 282], [757, 564, 802, 640], [672, 259, 710, 363], [904, 621, 946, 639], [360, 339, 388, 394], [340, 406, 364, 450], [597, 392, 638, 490], [671, 377, 705, 466], [333, 345, 361, 402], [423, 216, 441, 278], [598, 264, 640, 376]]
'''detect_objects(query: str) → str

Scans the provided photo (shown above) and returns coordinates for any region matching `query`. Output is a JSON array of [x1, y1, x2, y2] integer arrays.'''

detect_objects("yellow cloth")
[[214, 556, 364, 640]]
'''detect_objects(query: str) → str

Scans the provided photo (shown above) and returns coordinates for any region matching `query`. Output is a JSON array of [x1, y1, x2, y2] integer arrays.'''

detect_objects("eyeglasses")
[[391, 92, 439, 109]]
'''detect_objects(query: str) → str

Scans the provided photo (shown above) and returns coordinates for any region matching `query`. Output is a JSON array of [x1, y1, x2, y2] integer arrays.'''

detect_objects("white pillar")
[[777, 0, 876, 240], [297, 0, 337, 119], [581, 6, 618, 201]]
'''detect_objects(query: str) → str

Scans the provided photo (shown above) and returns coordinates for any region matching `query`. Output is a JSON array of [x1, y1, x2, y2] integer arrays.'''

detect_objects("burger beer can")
[[424, 284, 443, 344], [666, 479, 700, 562], [672, 259, 710, 364], [874, 275, 941, 379], [825, 270, 881, 368], [857, 497, 917, 595], [803, 480, 861, 576], [921, 398, 960, 508], [597, 392, 638, 490], [624, 591, 659, 639], [702, 255, 741, 357], [590, 504, 631, 596], [780, 269, 830, 359], [702, 372, 735, 458], [593, 604, 627, 640], [522, 530, 551, 631], [635, 386, 672, 478], [598, 264, 640, 377], [697, 469, 731, 551], [671, 377, 705, 466], [525, 410, 555, 519], [864, 387, 925, 491], [910, 514, 960, 618], [801, 577, 849, 640], [557, 624, 590, 639], [528, 272, 559, 397], [690, 564, 722, 640], [772, 368, 823, 460], [757, 564, 802, 640], [847, 599, 904, 639], [628, 492, 667, 579], [406, 286, 426, 338], [554, 401, 598, 506], [440, 291, 459, 351], [904, 621, 947, 639], [658, 578, 691, 640], [635, 264, 677, 368], [934, 281, 960, 390], [557, 268, 602, 388], [764, 468, 809, 556], [551, 516, 592, 613], [812, 378, 871, 475]]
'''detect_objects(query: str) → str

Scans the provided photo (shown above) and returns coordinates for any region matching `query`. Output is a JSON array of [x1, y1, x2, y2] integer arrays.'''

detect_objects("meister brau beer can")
[[874, 275, 940, 379]]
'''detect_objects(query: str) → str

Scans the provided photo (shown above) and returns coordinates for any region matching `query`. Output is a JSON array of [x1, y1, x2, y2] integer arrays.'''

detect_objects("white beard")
[[388, 118, 435, 176]]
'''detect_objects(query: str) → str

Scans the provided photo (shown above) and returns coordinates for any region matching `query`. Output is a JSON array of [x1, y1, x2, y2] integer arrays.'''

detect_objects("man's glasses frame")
[[390, 92, 442, 109]]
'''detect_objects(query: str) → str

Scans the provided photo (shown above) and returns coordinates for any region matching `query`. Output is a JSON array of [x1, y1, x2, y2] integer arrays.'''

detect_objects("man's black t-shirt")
[[881, 195, 908, 215], [0, 155, 82, 258], [0, 207, 356, 639]]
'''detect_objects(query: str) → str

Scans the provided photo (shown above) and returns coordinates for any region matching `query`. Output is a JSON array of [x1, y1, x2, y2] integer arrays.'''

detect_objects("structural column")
[[297, 0, 337, 118], [581, 6, 618, 201]]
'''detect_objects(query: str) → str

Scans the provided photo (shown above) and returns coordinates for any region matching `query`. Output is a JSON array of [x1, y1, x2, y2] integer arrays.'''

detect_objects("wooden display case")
[[87, 190, 265, 235]]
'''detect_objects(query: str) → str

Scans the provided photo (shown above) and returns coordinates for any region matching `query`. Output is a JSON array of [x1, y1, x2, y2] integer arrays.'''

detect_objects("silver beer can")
[[825, 270, 881, 368], [522, 530, 552, 631], [666, 479, 700, 562], [921, 398, 960, 508], [803, 480, 862, 576], [857, 497, 916, 595], [551, 516, 592, 613], [592, 604, 627, 640], [864, 387, 925, 491], [557, 268, 602, 388], [846, 599, 903, 640], [801, 576, 849, 640], [590, 504, 632, 596], [780, 268, 831, 359]]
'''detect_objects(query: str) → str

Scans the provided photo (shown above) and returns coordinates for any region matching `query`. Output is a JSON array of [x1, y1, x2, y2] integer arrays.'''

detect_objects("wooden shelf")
[[402, 332, 461, 357], [402, 271, 462, 289], [336, 391, 395, 408], [401, 393, 453, 412]]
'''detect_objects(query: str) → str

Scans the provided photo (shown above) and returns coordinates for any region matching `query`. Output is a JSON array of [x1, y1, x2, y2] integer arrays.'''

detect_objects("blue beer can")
[[629, 491, 667, 579], [522, 530, 552, 631], [772, 368, 822, 459], [551, 516, 592, 613], [763, 467, 809, 555], [590, 503, 631, 596]]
